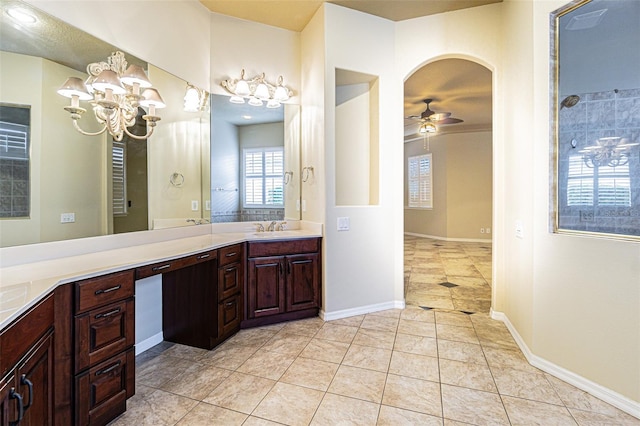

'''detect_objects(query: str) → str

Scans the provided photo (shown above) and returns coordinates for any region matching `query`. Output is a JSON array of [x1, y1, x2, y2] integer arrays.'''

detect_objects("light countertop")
[[0, 228, 321, 330]]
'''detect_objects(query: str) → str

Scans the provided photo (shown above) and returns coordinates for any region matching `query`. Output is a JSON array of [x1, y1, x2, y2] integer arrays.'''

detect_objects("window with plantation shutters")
[[112, 141, 127, 216], [408, 153, 433, 209], [243, 147, 284, 208], [567, 155, 631, 207]]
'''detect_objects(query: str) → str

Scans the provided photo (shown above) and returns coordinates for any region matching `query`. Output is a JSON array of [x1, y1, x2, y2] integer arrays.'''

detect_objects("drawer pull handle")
[[152, 264, 171, 271], [95, 361, 121, 376], [197, 253, 211, 260], [9, 387, 24, 425], [225, 267, 235, 272], [95, 285, 121, 295], [226, 302, 234, 307], [95, 308, 122, 319], [20, 375, 33, 410], [225, 252, 237, 257]]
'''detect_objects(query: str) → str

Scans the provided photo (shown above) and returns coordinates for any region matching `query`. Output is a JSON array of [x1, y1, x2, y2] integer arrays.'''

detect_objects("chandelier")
[[221, 69, 291, 108], [578, 136, 639, 168], [57, 51, 166, 141]]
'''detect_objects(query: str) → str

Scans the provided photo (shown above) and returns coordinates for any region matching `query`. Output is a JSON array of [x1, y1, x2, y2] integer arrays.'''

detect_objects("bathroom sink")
[[251, 231, 302, 238]]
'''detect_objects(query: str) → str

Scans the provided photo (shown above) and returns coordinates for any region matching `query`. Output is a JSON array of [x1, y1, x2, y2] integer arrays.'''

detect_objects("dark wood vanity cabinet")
[[157, 244, 244, 350], [0, 294, 54, 426], [73, 270, 135, 426], [217, 244, 244, 342], [245, 238, 321, 326]]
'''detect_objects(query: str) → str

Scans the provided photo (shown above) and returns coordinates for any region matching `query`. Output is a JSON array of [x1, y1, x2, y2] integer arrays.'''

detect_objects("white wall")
[[0, 52, 107, 246], [26, 0, 211, 90], [319, 4, 403, 316], [529, 0, 640, 408], [404, 131, 492, 241]]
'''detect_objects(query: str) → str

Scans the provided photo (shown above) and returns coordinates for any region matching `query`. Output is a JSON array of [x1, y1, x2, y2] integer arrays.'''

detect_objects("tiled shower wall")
[[211, 209, 284, 223], [0, 158, 29, 218], [557, 88, 640, 236]]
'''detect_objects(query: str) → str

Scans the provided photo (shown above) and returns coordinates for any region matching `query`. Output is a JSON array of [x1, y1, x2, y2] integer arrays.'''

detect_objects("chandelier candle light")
[[578, 136, 639, 168], [221, 69, 291, 108], [57, 51, 165, 141]]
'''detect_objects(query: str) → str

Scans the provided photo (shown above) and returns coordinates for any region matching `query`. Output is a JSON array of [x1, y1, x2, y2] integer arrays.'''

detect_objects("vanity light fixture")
[[184, 83, 209, 112], [221, 69, 292, 108], [57, 51, 165, 141]]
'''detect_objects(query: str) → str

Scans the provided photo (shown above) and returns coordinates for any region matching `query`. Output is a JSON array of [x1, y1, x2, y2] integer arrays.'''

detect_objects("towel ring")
[[170, 172, 185, 187]]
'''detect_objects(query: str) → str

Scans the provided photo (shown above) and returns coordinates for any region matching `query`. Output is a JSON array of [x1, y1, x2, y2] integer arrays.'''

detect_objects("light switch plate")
[[337, 217, 350, 231]]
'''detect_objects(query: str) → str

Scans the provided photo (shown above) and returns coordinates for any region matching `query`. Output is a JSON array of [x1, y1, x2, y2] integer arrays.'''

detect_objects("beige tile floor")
[[109, 237, 639, 425]]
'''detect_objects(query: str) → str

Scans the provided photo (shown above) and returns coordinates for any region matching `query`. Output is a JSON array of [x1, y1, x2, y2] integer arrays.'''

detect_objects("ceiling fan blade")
[[435, 117, 464, 124], [429, 112, 451, 121]]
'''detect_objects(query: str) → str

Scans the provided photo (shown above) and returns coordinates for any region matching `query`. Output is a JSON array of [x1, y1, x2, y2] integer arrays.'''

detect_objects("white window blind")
[[0, 121, 28, 160], [567, 155, 631, 207], [243, 148, 284, 207], [408, 153, 433, 208], [112, 141, 127, 216]]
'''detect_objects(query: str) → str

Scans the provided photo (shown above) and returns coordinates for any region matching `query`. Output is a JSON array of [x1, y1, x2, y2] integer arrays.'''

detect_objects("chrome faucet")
[[254, 223, 265, 232], [267, 221, 277, 232], [277, 221, 287, 231]]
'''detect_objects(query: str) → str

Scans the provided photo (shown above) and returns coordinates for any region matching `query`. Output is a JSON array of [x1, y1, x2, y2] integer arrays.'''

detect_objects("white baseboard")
[[135, 332, 164, 355], [320, 300, 406, 321], [491, 309, 640, 419], [404, 232, 492, 243]]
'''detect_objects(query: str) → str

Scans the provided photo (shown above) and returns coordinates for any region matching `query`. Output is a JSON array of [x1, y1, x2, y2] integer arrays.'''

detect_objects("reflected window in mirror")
[[0, 104, 30, 218], [244, 147, 284, 208]]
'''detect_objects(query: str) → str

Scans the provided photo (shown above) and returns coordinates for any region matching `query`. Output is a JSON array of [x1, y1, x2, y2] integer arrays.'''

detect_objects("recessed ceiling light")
[[565, 9, 607, 31], [7, 7, 37, 24]]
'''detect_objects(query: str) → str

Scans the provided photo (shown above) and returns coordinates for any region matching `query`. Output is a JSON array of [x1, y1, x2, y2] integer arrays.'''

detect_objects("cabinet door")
[[286, 254, 319, 312], [17, 332, 54, 426], [218, 262, 243, 301], [247, 257, 285, 318], [218, 294, 242, 340], [0, 372, 16, 426]]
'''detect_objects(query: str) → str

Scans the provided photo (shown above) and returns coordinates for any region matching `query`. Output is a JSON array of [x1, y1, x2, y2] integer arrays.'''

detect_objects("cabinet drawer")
[[218, 294, 242, 339], [75, 299, 135, 373], [218, 243, 244, 267], [0, 294, 53, 374], [248, 238, 320, 258], [218, 262, 243, 301], [75, 348, 134, 426], [76, 271, 134, 314], [135, 250, 217, 279]]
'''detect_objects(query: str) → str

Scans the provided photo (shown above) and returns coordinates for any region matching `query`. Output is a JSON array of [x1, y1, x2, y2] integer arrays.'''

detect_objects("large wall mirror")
[[552, 0, 640, 239], [210, 94, 301, 223], [0, 0, 211, 247]]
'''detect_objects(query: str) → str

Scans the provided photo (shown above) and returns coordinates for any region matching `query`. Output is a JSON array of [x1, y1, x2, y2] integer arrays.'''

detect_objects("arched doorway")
[[403, 58, 493, 314]]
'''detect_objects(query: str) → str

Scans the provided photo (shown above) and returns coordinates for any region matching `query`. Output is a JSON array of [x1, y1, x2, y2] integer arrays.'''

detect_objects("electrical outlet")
[[60, 213, 75, 223], [205, 200, 211, 211], [486, 228, 491, 234], [296, 199, 300, 211], [191, 200, 198, 211], [480, 228, 485, 233], [302, 200, 306, 212], [515, 220, 524, 239]]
